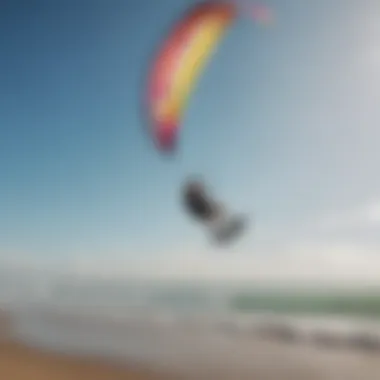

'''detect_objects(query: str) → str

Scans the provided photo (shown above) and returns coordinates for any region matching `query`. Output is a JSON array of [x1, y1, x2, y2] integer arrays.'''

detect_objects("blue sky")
[[1, 0, 380, 282]]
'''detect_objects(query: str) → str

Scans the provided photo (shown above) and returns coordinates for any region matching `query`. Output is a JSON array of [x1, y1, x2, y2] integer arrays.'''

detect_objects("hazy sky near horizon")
[[1, 0, 380, 282]]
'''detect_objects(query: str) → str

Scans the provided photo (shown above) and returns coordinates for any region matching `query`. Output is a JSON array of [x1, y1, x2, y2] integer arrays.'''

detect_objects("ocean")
[[2, 269, 380, 378], [2, 268, 380, 318]]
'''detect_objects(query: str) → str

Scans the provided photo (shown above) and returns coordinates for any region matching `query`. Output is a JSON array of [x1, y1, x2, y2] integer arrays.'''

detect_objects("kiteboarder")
[[182, 178, 224, 224], [181, 177, 248, 245]]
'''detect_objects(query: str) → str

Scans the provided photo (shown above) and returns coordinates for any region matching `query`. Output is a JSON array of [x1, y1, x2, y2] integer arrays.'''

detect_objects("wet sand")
[[0, 310, 170, 380], [3, 308, 380, 380]]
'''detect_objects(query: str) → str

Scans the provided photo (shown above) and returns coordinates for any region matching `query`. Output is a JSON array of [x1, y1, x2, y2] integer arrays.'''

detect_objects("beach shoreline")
[[4, 306, 380, 380], [0, 309, 173, 380]]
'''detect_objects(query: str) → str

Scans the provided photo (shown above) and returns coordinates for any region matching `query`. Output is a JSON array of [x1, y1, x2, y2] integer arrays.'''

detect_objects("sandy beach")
[[4, 307, 380, 380], [0, 310, 169, 380], [0, 341, 169, 380]]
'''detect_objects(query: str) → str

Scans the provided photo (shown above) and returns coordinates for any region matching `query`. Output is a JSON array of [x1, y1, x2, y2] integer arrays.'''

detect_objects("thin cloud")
[[318, 199, 380, 231]]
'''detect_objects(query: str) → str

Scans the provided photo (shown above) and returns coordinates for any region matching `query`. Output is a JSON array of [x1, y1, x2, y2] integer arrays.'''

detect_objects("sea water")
[[2, 268, 380, 377]]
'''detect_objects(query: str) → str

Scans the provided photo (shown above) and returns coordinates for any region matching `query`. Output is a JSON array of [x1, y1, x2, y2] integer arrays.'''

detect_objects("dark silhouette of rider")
[[182, 178, 222, 223]]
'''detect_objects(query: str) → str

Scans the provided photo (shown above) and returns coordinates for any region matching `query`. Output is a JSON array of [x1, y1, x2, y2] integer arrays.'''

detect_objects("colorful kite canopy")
[[146, 1, 237, 152], [146, 1, 272, 153]]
